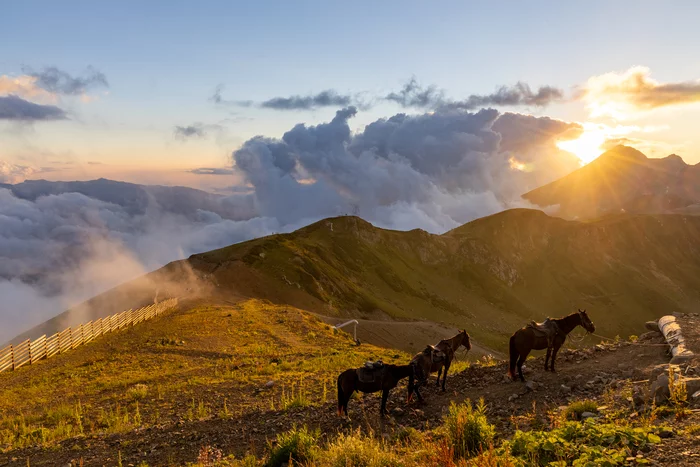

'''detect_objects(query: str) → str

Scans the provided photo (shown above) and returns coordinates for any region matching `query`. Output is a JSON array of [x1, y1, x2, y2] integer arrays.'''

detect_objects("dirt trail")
[[318, 315, 502, 359], [6, 335, 696, 467]]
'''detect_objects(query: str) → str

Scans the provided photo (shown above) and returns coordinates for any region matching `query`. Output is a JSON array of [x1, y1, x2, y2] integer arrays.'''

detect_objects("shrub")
[[507, 419, 661, 466], [266, 426, 318, 467], [127, 384, 149, 401], [442, 398, 495, 459], [319, 430, 402, 467], [563, 400, 598, 421]]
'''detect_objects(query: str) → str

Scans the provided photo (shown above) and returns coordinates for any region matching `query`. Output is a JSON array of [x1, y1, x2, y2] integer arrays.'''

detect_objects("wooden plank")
[[46, 334, 61, 358], [30, 335, 47, 363], [59, 328, 72, 353], [83, 321, 94, 343], [0, 359, 13, 373]]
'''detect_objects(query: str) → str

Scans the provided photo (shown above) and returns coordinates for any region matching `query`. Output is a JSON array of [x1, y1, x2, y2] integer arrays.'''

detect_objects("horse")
[[411, 329, 471, 393], [337, 363, 415, 417], [507, 309, 595, 382]]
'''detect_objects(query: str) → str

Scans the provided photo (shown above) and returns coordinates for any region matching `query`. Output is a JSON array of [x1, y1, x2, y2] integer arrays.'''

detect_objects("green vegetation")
[[563, 400, 598, 421], [0, 300, 408, 451], [191, 211, 700, 351], [442, 399, 495, 459], [266, 426, 319, 467]]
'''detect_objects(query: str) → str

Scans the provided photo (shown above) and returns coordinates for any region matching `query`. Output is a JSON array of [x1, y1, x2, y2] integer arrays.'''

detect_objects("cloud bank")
[[0, 107, 580, 343]]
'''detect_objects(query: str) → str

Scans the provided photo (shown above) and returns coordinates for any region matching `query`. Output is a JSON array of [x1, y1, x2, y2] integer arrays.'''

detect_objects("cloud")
[[233, 106, 580, 228], [581, 66, 700, 118], [0, 95, 67, 121], [0, 161, 39, 183], [0, 75, 56, 102], [22, 66, 108, 96], [209, 84, 253, 107], [384, 77, 445, 108], [442, 83, 564, 111], [188, 167, 235, 175], [173, 122, 226, 141], [261, 90, 354, 110], [385, 78, 564, 110], [0, 108, 582, 343], [174, 124, 207, 139]]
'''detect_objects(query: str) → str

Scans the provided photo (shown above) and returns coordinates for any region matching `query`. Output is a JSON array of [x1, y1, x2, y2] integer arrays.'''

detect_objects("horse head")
[[459, 329, 472, 351], [577, 309, 596, 333]]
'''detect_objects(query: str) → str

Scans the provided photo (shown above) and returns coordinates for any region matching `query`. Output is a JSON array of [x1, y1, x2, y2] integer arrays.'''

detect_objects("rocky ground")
[[3, 329, 699, 466]]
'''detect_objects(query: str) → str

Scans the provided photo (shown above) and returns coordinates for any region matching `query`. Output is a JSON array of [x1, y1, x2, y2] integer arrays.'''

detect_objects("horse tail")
[[337, 374, 344, 416], [507, 334, 518, 380]]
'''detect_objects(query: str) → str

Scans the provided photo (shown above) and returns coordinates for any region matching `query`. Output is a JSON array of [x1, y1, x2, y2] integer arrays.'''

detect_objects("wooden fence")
[[0, 298, 178, 374]]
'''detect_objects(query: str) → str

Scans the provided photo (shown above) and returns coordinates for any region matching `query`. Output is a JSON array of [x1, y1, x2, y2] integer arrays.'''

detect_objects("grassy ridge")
[[190, 210, 700, 350], [0, 299, 408, 451]]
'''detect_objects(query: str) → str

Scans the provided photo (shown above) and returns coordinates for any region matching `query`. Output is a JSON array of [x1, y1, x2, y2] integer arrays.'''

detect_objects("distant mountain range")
[[523, 145, 700, 219], [17, 210, 700, 351]]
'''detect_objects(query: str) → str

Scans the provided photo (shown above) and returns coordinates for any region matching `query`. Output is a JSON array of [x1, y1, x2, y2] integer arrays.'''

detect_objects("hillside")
[[523, 145, 700, 219], [22, 209, 700, 354], [2, 296, 699, 466]]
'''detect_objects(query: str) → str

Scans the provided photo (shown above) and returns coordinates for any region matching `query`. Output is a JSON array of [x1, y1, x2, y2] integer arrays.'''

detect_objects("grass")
[[442, 399, 495, 459], [0, 299, 409, 452], [191, 211, 700, 353], [266, 425, 319, 467], [563, 400, 598, 421]]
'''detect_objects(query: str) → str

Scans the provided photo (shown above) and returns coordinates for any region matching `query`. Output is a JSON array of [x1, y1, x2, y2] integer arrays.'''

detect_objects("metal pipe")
[[335, 319, 359, 343]]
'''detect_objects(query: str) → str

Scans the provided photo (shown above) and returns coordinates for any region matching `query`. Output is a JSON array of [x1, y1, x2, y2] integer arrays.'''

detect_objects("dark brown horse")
[[411, 330, 471, 393], [508, 309, 595, 382], [337, 363, 415, 417]]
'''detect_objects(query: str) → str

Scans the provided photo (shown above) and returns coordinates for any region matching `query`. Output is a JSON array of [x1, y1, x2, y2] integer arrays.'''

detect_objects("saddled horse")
[[411, 330, 471, 393], [337, 363, 415, 417], [508, 309, 596, 382]]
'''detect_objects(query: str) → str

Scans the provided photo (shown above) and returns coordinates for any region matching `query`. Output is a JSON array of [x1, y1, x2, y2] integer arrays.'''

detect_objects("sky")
[[3, 1, 700, 341], [3, 0, 700, 190]]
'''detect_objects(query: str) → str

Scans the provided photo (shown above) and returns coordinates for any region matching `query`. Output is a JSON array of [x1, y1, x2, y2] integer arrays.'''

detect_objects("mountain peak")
[[594, 145, 648, 165]]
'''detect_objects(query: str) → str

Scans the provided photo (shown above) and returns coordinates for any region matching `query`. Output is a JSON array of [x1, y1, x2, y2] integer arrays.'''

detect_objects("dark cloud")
[[188, 167, 235, 175], [442, 83, 564, 110], [385, 78, 564, 110], [174, 124, 207, 139], [23, 66, 108, 95], [384, 77, 445, 108], [0, 95, 67, 121], [261, 90, 353, 110]]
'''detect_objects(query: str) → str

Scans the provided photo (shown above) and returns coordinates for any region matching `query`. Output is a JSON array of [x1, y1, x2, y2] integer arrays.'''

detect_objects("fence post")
[[11, 345, 14, 371], [28, 338, 32, 365]]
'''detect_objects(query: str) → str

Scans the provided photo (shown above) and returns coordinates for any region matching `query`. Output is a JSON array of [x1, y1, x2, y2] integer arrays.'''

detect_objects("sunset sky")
[[3, 0, 700, 191]]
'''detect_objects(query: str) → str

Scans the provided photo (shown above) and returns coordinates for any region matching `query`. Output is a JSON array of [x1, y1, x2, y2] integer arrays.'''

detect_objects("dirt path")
[[4, 336, 689, 467], [318, 315, 502, 359]]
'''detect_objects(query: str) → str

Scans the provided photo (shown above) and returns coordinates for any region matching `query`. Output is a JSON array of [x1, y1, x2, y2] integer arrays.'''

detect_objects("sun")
[[556, 128, 607, 165]]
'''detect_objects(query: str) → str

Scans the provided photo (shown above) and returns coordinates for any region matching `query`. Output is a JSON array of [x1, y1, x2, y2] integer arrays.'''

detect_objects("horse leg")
[[544, 346, 551, 371], [550, 342, 562, 373], [441, 361, 450, 392], [436, 366, 442, 387], [517, 350, 531, 382], [380, 389, 390, 416]]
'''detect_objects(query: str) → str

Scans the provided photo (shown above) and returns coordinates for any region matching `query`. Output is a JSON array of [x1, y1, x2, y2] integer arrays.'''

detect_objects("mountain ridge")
[[523, 145, 700, 219], [14, 209, 700, 352]]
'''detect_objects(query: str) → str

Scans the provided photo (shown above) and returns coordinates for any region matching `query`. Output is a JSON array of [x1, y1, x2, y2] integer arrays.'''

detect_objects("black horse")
[[508, 309, 595, 382], [337, 363, 415, 417]]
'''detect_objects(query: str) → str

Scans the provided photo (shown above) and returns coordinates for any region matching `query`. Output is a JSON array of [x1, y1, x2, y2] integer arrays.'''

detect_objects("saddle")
[[424, 345, 447, 363], [356, 360, 385, 383], [527, 318, 561, 347]]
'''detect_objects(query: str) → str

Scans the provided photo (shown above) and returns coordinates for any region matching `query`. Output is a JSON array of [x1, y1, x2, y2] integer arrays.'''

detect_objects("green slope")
[[188, 210, 700, 350]]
